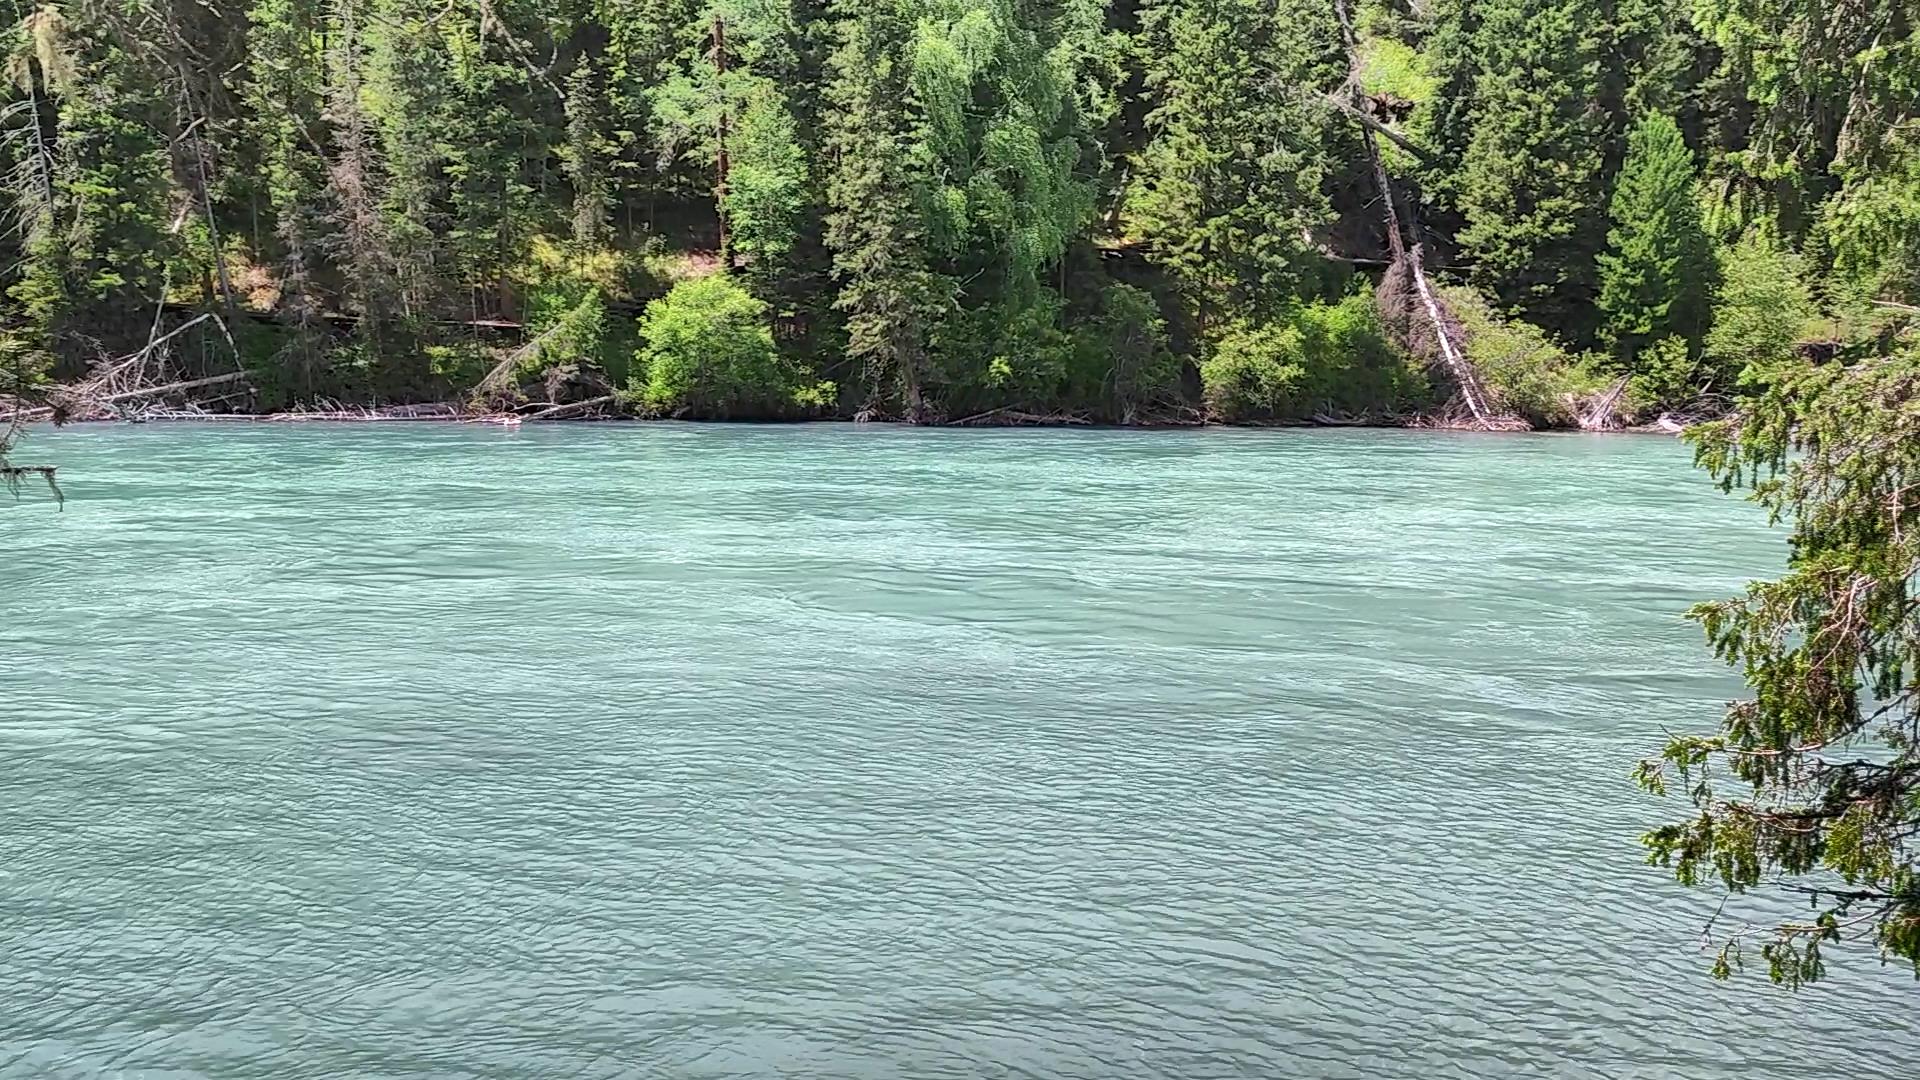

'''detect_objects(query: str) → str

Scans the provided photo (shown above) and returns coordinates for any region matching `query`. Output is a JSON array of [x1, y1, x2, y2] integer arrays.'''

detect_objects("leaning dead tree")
[[0, 310, 249, 427], [1330, 0, 1519, 430]]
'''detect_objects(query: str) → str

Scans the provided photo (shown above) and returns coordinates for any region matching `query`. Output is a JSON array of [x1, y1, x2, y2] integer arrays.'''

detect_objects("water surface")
[[2, 424, 1912, 1079]]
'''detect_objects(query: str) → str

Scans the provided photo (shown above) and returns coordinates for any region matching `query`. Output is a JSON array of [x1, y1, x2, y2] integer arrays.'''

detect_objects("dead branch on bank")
[[1578, 375, 1632, 431], [523, 395, 618, 421], [474, 318, 579, 400], [1, 311, 247, 425], [949, 406, 1091, 427]]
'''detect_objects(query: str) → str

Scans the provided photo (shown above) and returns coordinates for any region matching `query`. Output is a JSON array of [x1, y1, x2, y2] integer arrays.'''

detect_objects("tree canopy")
[[0, 0, 1914, 426]]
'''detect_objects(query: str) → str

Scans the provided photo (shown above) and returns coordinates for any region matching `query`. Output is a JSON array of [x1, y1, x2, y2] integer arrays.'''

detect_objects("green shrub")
[[1444, 285, 1608, 427], [1200, 291, 1427, 422], [1702, 229, 1814, 388], [1201, 319, 1306, 422], [1628, 335, 1698, 412], [633, 275, 822, 418], [1073, 284, 1181, 423]]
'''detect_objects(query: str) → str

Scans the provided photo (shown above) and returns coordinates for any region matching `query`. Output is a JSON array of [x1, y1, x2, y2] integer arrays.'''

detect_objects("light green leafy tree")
[[1701, 229, 1813, 388], [633, 273, 819, 416]]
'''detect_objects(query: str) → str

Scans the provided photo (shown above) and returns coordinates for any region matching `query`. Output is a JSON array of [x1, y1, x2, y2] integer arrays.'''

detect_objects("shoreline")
[[15, 410, 1687, 437]]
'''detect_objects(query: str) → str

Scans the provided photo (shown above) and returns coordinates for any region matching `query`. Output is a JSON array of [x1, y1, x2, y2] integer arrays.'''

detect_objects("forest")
[[0, 0, 1916, 428]]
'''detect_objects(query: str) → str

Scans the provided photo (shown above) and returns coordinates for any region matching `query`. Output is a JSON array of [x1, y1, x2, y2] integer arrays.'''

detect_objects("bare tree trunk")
[[712, 14, 732, 272], [1332, 0, 1501, 429]]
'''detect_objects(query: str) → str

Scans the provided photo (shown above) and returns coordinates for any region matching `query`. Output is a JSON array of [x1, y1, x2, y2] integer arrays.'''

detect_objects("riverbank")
[[6, 375, 1695, 435], [12, 404, 1689, 436]]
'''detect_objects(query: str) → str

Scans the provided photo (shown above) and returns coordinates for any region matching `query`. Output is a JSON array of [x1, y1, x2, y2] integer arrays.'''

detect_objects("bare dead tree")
[[1330, 0, 1515, 430]]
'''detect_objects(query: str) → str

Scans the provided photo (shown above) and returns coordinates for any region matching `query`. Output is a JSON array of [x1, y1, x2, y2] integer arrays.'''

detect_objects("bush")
[[1074, 284, 1181, 423], [633, 275, 824, 418], [517, 235, 647, 385], [1444, 285, 1609, 427], [1200, 319, 1306, 422], [1200, 291, 1427, 422], [1628, 335, 1698, 412], [1702, 229, 1814, 388]]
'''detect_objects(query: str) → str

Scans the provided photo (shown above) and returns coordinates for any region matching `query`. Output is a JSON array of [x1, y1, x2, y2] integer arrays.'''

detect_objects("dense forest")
[[0, 0, 1916, 426]]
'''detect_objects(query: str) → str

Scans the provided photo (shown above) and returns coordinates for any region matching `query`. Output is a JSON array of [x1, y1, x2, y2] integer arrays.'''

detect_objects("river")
[[1, 423, 1913, 1078]]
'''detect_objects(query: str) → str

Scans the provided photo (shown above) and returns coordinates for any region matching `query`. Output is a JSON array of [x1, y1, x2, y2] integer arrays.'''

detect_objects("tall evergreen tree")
[[1453, 0, 1608, 340], [1127, 0, 1343, 322], [1597, 113, 1714, 361], [821, 0, 950, 419]]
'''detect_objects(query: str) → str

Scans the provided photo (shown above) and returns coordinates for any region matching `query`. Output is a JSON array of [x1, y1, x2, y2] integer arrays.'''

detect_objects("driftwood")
[[1311, 412, 1371, 427], [3, 370, 252, 422], [950, 405, 1014, 426], [523, 394, 618, 421], [949, 406, 1090, 427], [1578, 375, 1632, 431]]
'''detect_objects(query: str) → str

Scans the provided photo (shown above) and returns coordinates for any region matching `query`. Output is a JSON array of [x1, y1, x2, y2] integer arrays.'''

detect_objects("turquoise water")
[[2, 423, 1913, 1079]]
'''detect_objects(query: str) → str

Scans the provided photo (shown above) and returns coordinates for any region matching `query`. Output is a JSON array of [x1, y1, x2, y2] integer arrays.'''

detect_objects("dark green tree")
[[821, 0, 949, 420], [1597, 113, 1714, 363], [1127, 0, 1344, 323], [1639, 350, 1920, 986], [1453, 0, 1608, 340]]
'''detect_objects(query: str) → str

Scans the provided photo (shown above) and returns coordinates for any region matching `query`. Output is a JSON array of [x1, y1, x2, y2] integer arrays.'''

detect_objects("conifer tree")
[[1454, 0, 1608, 340], [821, 0, 949, 419], [1597, 113, 1714, 362], [1127, 0, 1343, 321]]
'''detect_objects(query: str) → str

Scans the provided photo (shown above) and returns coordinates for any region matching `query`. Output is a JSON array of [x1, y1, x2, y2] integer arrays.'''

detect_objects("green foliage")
[[1359, 36, 1435, 106], [633, 274, 818, 416], [1444, 285, 1610, 427], [1691, 0, 1920, 233], [1598, 114, 1715, 362], [726, 81, 808, 271], [1201, 291, 1426, 422], [1628, 335, 1700, 411], [1639, 349, 1920, 986], [1818, 127, 1920, 305], [0, 0, 1915, 427], [1127, 0, 1343, 319], [1075, 283, 1181, 423], [1452, 0, 1608, 340], [1702, 229, 1815, 388]]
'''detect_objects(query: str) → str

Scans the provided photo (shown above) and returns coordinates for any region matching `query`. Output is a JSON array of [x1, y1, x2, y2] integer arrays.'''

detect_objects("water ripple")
[[0, 423, 1912, 1079]]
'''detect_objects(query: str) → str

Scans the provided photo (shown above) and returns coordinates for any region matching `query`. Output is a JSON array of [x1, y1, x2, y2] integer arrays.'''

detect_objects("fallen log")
[[523, 394, 618, 421], [1331, 0, 1509, 431], [1578, 375, 1632, 431], [4, 369, 251, 422]]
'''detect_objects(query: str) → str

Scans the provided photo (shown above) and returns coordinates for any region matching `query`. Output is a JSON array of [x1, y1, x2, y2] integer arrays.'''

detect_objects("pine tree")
[[563, 60, 614, 247], [1127, 0, 1344, 321], [367, 0, 456, 313], [1597, 113, 1714, 362], [821, 0, 950, 420], [1453, 0, 1608, 341]]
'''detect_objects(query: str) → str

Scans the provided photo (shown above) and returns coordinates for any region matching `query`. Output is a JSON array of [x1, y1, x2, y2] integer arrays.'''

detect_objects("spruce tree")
[[1454, 0, 1608, 340], [1597, 113, 1714, 362], [821, 0, 950, 419], [1127, 0, 1344, 321]]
